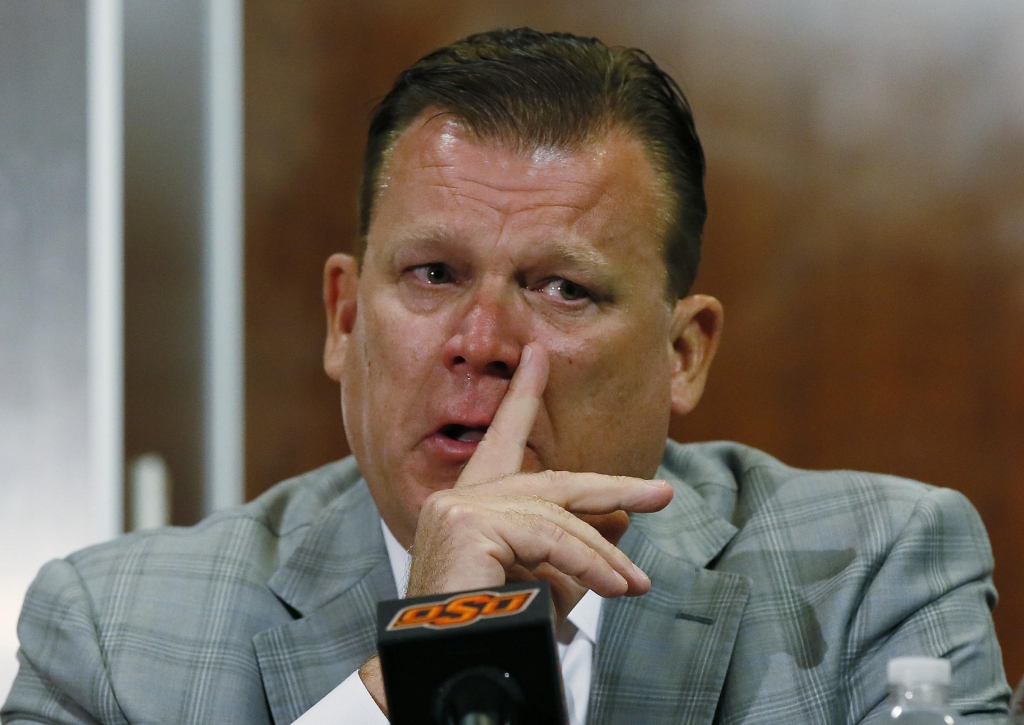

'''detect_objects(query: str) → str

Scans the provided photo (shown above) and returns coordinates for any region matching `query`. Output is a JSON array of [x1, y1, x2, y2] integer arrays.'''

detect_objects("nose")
[[442, 281, 524, 379]]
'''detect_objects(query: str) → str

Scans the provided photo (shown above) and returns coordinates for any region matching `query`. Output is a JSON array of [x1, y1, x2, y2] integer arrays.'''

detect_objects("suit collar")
[[627, 448, 741, 568], [588, 528, 750, 725], [586, 444, 750, 725], [257, 477, 398, 724], [266, 477, 393, 616]]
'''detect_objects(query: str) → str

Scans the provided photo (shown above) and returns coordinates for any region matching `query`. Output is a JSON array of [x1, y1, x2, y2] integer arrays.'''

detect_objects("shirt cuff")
[[293, 668, 389, 724]]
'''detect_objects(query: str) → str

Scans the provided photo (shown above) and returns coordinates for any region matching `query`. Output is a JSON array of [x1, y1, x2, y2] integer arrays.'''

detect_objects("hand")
[[405, 343, 674, 621], [361, 343, 674, 714]]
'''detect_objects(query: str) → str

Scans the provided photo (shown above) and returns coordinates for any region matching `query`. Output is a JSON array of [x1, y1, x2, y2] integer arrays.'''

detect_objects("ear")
[[323, 253, 360, 382], [668, 294, 724, 416]]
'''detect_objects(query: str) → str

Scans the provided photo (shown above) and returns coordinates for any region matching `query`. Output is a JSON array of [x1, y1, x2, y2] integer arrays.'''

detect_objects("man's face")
[[325, 113, 717, 545]]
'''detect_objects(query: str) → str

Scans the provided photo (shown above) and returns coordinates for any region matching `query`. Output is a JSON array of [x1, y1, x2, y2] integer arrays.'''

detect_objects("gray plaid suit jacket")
[[3, 441, 1011, 724]]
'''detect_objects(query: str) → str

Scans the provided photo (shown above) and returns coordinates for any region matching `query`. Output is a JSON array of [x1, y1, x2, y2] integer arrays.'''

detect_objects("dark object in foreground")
[[377, 580, 568, 725]]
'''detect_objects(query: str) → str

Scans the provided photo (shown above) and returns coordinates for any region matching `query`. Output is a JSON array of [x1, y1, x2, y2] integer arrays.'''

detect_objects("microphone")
[[376, 580, 569, 725]]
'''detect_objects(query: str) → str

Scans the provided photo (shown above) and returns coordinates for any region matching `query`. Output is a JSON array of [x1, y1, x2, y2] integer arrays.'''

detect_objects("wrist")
[[359, 655, 388, 716]]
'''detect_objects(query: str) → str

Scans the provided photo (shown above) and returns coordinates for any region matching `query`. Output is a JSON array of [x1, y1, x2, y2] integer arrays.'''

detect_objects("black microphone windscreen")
[[377, 580, 569, 725]]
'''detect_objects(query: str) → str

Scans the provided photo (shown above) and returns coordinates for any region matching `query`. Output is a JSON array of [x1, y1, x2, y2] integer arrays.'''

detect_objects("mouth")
[[439, 424, 489, 443]]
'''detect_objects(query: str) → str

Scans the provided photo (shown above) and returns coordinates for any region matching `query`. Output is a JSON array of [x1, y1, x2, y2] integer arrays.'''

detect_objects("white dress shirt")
[[294, 520, 602, 725]]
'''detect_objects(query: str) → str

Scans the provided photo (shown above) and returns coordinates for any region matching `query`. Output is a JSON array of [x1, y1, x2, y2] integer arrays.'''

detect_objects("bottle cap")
[[887, 657, 951, 686]]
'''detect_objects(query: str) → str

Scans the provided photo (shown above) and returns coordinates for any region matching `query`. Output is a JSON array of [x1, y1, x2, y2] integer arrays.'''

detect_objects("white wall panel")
[[124, 0, 244, 524], [205, 0, 245, 514], [0, 0, 123, 697]]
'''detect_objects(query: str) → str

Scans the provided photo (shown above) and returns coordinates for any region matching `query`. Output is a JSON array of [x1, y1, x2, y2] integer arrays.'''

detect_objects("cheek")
[[538, 318, 673, 467], [339, 318, 370, 441], [343, 300, 447, 440], [546, 329, 670, 413], [362, 300, 436, 377], [545, 312, 670, 387]]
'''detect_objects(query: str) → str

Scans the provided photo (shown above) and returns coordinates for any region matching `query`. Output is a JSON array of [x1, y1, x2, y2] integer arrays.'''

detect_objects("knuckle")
[[526, 493, 558, 511], [545, 521, 568, 545], [516, 510, 546, 535], [419, 490, 449, 517], [546, 469, 573, 487], [421, 490, 471, 523], [584, 545, 604, 567], [442, 501, 476, 526], [518, 512, 560, 545]]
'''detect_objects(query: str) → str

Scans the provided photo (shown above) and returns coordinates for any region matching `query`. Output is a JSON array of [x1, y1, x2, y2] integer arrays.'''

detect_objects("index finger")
[[457, 343, 549, 486]]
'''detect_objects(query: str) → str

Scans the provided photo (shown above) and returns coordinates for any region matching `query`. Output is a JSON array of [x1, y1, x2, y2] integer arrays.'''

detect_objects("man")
[[3, 28, 1010, 725]]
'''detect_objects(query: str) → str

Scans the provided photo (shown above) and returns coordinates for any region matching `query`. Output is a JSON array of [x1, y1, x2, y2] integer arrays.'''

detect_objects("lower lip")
[[422, 432, 480, 462]]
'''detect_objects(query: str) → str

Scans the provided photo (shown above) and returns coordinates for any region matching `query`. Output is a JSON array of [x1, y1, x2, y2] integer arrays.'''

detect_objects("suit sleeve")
[[1, 560, 127, 725], [845, 486, 1010, 724]]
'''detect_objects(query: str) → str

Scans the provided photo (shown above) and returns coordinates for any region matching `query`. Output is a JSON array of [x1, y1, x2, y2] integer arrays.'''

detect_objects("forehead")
[[370, 113, 670, 255]]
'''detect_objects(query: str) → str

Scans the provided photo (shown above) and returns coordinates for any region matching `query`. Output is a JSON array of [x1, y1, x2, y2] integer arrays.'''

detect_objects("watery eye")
[[557, 279, 586, 301], [419, 264, 453, 284], [536, 278, 591, 303]]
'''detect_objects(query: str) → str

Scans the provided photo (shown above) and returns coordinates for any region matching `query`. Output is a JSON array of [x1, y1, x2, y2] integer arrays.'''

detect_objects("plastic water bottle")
[[886, 657, 956, 724]]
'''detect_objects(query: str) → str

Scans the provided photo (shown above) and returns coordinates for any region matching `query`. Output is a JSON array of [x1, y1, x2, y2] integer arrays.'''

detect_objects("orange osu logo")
[[387, 588, 540, 631]]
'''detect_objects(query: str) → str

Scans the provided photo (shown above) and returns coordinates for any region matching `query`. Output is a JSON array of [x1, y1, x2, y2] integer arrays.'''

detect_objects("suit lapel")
[[587, 459, 751, 725], [254, 480, 398, 725]]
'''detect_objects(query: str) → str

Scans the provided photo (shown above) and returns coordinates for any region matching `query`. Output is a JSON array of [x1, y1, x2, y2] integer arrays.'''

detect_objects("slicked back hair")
[[359, 27, 707, 298]]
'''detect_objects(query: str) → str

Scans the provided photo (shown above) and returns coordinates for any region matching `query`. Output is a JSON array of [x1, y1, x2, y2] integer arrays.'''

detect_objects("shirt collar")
[[567, 589, 602, 645], [381, 518, 602, 643], [381, 519, 411, 598]]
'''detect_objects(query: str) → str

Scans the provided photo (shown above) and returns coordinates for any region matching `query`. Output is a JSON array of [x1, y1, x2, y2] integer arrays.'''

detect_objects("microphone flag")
[[377, 579, 569, 725]]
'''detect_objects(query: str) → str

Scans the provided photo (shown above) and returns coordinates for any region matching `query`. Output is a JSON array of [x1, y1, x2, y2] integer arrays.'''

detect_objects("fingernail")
[[520, 345, 533, 366], [646, 479, 670, 488], [633, 563, 650, 583]]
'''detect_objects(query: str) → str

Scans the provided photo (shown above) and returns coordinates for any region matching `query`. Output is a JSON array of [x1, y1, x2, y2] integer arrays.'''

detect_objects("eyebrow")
[[388, 227, 460, 250], [536, 239, 600, 268], [538, 241, 619, 297]]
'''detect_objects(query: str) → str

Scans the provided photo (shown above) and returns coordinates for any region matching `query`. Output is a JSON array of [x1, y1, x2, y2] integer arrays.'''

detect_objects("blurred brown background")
[[244, 1, 1024, 683]]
